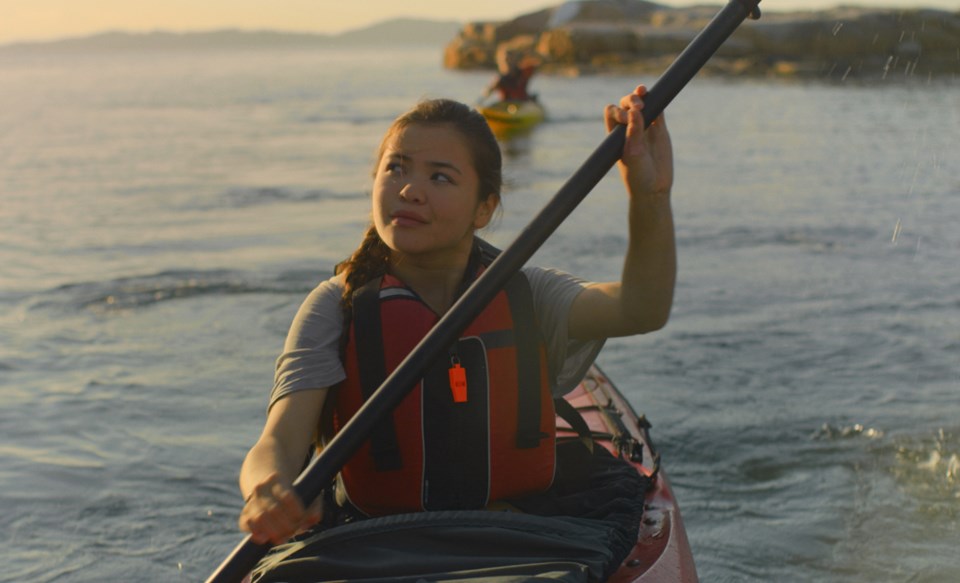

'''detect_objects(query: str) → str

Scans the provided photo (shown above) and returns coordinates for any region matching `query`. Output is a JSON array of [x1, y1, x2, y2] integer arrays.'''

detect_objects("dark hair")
[[335, 99, 503, 313]]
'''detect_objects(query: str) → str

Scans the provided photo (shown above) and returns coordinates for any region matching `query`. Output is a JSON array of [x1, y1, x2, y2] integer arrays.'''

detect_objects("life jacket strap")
[[352, 276, 403, 471], [503, 271, 545, 449]]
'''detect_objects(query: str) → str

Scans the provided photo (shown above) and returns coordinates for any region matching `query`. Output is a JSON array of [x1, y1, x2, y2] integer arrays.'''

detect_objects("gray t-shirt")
[[269, 267, 605, 410]]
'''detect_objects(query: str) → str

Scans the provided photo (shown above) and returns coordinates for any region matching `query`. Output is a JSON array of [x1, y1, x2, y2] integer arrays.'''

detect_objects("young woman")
[[238, 85, 675, 547]]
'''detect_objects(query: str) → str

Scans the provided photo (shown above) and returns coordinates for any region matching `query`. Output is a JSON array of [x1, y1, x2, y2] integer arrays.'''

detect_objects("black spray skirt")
[[251, 447, 650, 583]]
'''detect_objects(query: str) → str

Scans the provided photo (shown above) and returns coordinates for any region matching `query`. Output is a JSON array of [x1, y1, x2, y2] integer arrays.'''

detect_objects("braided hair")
[[335, 99, 503, 314]]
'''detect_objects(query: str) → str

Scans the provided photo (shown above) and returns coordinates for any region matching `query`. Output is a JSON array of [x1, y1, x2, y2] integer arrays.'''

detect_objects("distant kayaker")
[[483, 48, 543, 102], [237, 86, 675, 550]]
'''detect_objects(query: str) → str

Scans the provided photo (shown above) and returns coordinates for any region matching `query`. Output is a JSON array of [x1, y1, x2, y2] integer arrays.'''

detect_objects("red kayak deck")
[[560, 365, 699, 582]]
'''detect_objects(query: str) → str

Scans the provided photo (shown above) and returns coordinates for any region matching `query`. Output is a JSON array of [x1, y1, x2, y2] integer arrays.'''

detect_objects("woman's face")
[[372, 123, 497, 266]]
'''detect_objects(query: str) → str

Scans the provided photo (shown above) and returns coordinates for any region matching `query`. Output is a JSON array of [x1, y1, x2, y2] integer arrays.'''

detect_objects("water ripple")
[[28, 268, 322, 313], [680, 223, 878, 253], [219, 185, 363, 208]]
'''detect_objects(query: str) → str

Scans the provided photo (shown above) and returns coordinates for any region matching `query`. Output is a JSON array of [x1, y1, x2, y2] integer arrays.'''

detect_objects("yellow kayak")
[[478, 99, 546, 135]]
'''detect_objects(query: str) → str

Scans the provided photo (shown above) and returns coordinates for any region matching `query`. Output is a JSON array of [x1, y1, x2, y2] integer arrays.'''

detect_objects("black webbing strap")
[[503, 272, 545, 449], [477, 237, 547, 450], [554, 397, 595, 454], [352, 277, 402, 471]]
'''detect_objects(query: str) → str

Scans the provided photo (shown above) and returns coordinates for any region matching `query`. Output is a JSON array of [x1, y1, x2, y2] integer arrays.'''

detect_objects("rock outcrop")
[[443, 1, 960, 80]]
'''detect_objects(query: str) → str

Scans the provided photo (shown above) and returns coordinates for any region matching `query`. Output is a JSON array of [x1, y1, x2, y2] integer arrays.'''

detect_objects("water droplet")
[[882, 55, 894, 79], [946, 455, 959, 482]]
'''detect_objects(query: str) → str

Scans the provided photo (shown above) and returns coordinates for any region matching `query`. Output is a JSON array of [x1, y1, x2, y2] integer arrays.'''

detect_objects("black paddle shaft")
[[206, 1, 760, 581]]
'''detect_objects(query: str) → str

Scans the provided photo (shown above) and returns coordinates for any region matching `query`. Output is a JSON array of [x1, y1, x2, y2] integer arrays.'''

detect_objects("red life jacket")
[[495, 66, 535, 101], [333, 247, 556, 517]]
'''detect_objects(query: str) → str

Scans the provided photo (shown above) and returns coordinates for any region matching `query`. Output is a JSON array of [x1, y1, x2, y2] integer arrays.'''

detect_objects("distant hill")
[[335, 18, 462, 46], [0, 18, 461, 52]]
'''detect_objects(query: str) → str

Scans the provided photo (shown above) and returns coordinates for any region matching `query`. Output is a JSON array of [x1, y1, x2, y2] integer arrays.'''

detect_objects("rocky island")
[[443, 1, 960, 81]]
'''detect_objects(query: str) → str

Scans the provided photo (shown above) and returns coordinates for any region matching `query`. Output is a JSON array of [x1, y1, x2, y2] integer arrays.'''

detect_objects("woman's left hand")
[[604, 85, 674, 200], [569, 85, 677, 340]]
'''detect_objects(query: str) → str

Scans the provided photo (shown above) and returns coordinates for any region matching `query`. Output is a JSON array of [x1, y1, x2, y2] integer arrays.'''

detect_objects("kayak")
[[567, 364, 699, 582], [478, 99, 546, 135], [246, 363, 698, 582]]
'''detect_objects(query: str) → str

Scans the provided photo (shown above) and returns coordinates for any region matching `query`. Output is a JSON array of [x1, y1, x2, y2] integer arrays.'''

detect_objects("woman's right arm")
[[238, 387, 328, 545]]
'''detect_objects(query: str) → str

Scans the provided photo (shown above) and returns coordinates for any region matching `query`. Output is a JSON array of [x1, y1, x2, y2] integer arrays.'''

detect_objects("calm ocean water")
[[1, 44, 957, 582]]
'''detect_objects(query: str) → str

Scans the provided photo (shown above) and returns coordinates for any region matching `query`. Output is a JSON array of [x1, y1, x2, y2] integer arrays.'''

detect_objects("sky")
[[2, 0, 955, 45]]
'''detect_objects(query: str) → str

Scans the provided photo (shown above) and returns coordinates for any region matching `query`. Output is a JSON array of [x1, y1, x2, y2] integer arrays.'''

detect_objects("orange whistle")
[[449, 364, 467, 403]]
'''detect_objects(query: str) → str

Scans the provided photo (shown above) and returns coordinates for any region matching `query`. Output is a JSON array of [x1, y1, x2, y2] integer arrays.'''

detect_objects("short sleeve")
[[269, 274, 348, 411], [521, 266, 606, 397]]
